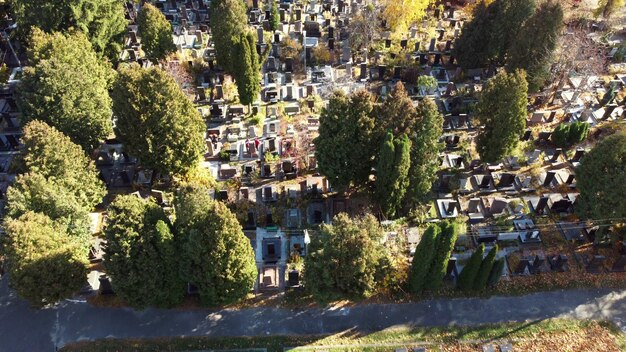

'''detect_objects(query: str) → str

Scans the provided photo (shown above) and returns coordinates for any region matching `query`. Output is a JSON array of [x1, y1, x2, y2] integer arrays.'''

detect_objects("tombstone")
[[196, 87, 207, 102], [448, 8, 455, 19], [535, 196, 549, 214], [288, 270, 300, 286], [543, 171, 556, 187], [445, 40, 452, 52], [420, 54, 428, 65], [378, 65, 386, 80], [274, 32, 280, 43], [571, 148, 585, 162], [285, 57, 294, 73], [328, 26, 334, 39], [434, 53, 441, 66], [414, 41, 421, 52], [549, 254, 568, 272], [215, 84, 224, 100], [99, 275, 114, 295], [586, 255, 606, 273], [428, 38, 436, 52], [385, 39, 391, 48], [393, 66, 401, 80], [521, 129, 532, 141], [279, 8, 286, 23], [328, 38, 334, 50], [295, 8, 302, 21], [551, 148, 562, 162], [253, 0, 259, 9], [257, 27, 264, 43], [434, 8, 441, 19], [400, 39, 407, 49], [438, 29, 445, 41], [360, 63, 367, 80], [548, 110, 557, 122], [129, 30, 138, 44]]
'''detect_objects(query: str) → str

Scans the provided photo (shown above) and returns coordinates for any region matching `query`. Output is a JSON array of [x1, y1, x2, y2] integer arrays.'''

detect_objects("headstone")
[[429, 38, 436, 52]]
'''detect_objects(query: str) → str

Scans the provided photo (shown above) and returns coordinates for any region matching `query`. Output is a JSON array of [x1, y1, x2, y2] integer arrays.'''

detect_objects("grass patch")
[[61, 319, 625, 352]]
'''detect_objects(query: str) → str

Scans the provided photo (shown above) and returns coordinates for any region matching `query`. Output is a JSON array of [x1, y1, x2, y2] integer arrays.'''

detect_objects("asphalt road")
[[1, 276, 626, 352]]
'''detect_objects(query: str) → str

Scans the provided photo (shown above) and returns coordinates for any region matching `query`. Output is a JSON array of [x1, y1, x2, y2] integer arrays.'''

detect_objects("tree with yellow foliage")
[[382, 0, 434, 32]]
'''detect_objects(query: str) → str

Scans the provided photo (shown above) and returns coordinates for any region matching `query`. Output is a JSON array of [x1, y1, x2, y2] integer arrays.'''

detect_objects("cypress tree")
[[408, 224, 440, 294], [389, 134, 411, 218], [457, 243, 485, 291], [376, 132, 396, 217], [408, 98, 443, 207], [425, 221, 458, 291], [473, 244, 498, 290], [487, 258, 505, 287], [235, 33, 260, 107], [269, 0, 280, 31]]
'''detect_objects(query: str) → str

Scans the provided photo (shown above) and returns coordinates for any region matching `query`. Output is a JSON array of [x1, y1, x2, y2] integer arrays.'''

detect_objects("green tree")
[[507, 1, 563, 92], [269, 0, 280, 31], [453, 0, 535, 68], [210, 0, 248, 73], [304, 213, 388, 301], [137, 3, 177, 62], [425, 221, 458, 291], [5, 173, 92, 246], [16, 29, 113, 152], [408, 224, 440, 294], [457, 244, 484, 291], [314, 90, 377, 191], [407, 98, 443, 207], [551, 122, 589, 148], [11, 0, 127, 60], [473, 244, 498, 290], [377, 82, 419, 137], [476, 70, 528, 163], [111, 64, 205, 176], [234, 32, 260, 106], [19, 121, 106, 210], [376, 132, 396, 216], [376, 133, 411, 218], [2, 212, 88, 307], [576, 133, 626, 221], [175, 186, 257, 306], [487, 258, 505, 287], [104, 195, 185, 308]]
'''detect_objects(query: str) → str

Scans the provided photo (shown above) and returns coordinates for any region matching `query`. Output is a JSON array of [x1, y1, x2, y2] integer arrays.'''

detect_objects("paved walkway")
[[1, 276, 626, 351]]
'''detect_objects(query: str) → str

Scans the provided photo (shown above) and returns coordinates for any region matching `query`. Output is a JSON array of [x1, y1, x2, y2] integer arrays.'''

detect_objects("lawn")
[[61, 319, 626, 352]]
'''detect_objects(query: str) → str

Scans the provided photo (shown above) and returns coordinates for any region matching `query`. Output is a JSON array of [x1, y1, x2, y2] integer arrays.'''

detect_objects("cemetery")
[[0, 0, 626, 309]]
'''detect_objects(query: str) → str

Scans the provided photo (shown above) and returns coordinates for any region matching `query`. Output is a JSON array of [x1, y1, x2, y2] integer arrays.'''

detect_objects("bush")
[[551, 122, 589, 147]]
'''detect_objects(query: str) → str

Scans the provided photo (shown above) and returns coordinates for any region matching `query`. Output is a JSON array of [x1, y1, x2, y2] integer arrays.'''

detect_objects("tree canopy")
[[104, 195, 185, 309], [381, 0, 433, 32], [407, 99, 443, 207], [453, 0, 535, 68], [476, 70, 528, 163], [304, 213, 389, 301], [12, 0, 127, 60], [408, 224, 440, 294], [314, 90, 377, 191], [2, 212, 88, 307], [19, 120, 106, 210], [576, 132, 626, 221], [175, 186, 257, 306], [137, 3, 177, 62], [6, 173, 92, 245], [507, 0, 563, 92], [376, 133, 411, 218], [425, 221, 458, 290], [234, 32, 261, 106], [209, 0, 248, 73], [457, 244, 485, 291], [376, 82, 419, 137], [17, 29, 113, 152], [111, 64, 205, 176], [269, 0, 280, 31]]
